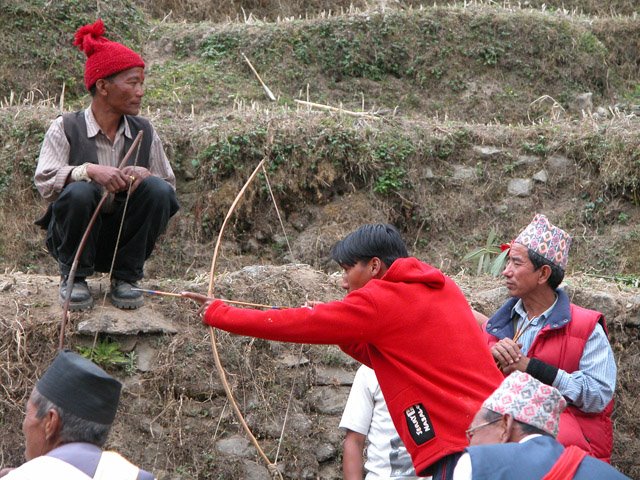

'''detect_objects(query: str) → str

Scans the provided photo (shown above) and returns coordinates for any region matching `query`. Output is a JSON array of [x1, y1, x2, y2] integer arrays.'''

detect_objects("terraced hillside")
[[0, 1, 638, 479]]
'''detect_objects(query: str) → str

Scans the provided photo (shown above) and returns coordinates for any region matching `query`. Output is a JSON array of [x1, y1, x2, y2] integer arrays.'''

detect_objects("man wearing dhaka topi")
[[484, 214, 616, 462]]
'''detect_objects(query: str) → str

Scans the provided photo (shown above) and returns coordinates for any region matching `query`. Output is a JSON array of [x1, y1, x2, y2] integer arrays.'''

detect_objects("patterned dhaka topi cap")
[[36, 350, 122, 425], [73, 18, 145, 91], [513, 213, 572, 270], [482, 371, 566, 437]]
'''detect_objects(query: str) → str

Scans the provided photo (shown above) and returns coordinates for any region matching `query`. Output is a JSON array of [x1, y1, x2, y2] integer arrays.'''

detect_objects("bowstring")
[[261, 166, 294, 262], [260, 166, 304, 465], [207, 125, 284, 479], [91, 137, 142, 354]]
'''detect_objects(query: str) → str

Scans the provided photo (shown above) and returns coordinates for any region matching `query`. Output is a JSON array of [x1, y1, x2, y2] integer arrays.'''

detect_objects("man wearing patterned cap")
[[35, 19, 179, 311], [452, 372, 629, 479], [482, 214, 617, 463], [0, 350, 155, 479]]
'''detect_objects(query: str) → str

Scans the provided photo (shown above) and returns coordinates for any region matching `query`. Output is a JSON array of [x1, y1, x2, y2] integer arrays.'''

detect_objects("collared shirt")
[[35, 108, 175, 202], [511, 297, 558, 356], [511, 298, 616, 413]]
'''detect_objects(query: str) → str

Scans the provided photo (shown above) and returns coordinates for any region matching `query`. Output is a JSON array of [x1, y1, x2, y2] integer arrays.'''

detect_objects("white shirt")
[[340, 365, 425, 480], [4, 456, 91, 480]]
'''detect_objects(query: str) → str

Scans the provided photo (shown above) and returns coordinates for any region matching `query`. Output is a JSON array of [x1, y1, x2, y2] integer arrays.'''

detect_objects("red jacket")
[[486, 299, 613, 462], [203, 257, 503, 474]]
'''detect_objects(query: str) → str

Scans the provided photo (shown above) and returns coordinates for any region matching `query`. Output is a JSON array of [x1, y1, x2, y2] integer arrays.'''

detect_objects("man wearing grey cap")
[[452, 371, 629, 479], [0, 350, 154, 479]]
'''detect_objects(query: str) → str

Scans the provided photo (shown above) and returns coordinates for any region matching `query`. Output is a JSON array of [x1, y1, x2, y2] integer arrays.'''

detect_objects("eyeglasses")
[[465, 418, 501, 442]]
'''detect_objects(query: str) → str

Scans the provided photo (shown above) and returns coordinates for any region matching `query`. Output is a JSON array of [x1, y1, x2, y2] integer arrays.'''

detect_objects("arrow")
[[131, 288, 286, 309]]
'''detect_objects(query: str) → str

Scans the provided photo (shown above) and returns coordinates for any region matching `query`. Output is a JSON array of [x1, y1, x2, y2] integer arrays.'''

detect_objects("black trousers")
[[44, 177, 179, 282], [420, 452, 462, 480]]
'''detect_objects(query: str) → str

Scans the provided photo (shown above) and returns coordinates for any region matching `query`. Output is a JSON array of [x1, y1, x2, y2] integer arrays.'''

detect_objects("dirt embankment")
[[1, 269, 639, 479]]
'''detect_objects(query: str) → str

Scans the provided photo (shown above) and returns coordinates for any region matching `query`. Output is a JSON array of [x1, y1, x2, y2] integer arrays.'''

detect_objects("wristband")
[[526, 358, 559, 386], [71, 163, 91, 182]]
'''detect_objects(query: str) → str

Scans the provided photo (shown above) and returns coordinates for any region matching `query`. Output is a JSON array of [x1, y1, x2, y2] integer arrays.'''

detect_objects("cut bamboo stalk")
[[242, 53, 276, 101], [294, 99, 380, 119]]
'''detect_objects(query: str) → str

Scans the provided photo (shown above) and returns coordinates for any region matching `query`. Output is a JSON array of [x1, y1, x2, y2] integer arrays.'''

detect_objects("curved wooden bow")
[[205, 133, 284, 479], [59, 131, 143, 350]]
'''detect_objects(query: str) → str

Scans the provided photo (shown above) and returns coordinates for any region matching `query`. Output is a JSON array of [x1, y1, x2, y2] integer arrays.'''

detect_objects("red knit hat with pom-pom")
[[74, 19, 145, 91]]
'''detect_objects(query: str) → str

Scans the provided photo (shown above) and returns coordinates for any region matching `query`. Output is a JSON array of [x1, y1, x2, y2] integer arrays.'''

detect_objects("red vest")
[[488, 304, 613, 463]]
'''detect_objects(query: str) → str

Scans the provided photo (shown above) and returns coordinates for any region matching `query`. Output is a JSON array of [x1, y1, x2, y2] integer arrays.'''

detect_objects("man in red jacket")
[[186, 224, 503, 478]]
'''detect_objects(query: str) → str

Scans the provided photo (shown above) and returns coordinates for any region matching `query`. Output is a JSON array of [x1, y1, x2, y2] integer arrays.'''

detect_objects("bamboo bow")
[[59, 131, 143, 350], [205, 131, 284, 479]]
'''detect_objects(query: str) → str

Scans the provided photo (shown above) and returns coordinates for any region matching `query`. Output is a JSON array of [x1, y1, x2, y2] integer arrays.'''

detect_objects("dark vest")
[[35, 112, 154, 229], [62, 111, 153, 168]]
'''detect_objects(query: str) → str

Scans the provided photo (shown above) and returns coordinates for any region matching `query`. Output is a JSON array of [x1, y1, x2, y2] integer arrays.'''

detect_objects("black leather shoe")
[[59, 276, 94, 311], [110, 279, 144, 309]]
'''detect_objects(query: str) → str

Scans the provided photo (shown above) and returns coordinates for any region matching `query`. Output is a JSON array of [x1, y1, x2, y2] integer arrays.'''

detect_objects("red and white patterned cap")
[[482, 371, 566, 437], [514, 213, 571, 270]]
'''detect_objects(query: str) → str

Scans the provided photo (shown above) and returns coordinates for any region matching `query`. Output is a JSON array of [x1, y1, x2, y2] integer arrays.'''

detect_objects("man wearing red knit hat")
[[35, 19, 179, 311]]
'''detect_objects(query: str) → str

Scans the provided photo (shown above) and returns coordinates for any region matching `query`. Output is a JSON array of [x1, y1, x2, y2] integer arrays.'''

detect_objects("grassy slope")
[[136, 0, 640, 21], [3, 3, 639, 120], [145, 7, 618, 123], [524, 0, 638, 16], [3, 106, 640, 277], [0, 0, 146, 100], [1, 2, 639, 275]]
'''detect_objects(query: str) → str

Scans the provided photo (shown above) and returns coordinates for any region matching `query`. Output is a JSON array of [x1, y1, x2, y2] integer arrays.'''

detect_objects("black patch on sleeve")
[[526, 358, 559, 386], [404, 403, 436, 445]]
